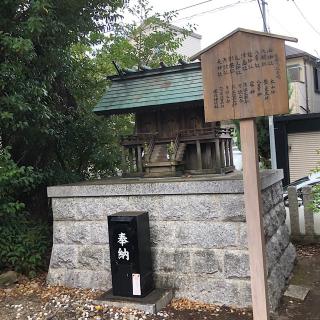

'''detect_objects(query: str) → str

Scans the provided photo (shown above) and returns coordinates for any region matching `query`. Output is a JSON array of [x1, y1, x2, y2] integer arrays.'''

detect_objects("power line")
[[175, 0, 216, 13], [290, 0, 320, 39], [175, 0, 255, 22], [268, 13, 294, 37]]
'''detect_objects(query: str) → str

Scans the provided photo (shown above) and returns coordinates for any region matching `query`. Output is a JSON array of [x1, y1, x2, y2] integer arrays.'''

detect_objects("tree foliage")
[[0, 0, 193, 274], [0, 148, 49, 277], [97, 0, 194, 69], [0, 0, 127, 181]]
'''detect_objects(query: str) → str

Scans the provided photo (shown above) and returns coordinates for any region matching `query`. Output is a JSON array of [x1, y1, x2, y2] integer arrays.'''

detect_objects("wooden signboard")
[[192, 29, 297, 320], [192, 28, 297, 122]]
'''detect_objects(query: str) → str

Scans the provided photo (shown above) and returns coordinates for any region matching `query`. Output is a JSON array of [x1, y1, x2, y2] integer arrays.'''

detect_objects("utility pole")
[[260, 0, 278, 169]]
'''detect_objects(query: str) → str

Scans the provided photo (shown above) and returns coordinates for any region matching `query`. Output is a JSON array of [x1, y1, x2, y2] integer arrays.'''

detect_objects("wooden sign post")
[[191, 29, 297, 320]]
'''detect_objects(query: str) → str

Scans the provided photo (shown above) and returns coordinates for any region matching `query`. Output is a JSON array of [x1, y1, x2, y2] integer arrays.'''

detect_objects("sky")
[[148, 0, 320, 58]]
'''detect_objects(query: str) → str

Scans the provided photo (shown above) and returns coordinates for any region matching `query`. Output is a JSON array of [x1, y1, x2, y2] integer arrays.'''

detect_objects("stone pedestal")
[[47, 170, 295, 310]]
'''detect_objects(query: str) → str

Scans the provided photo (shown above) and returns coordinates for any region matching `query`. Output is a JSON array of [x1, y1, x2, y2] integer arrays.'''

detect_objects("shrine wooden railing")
[[120, 127, 235, 175], [178, 127, 233, 139], [121, 133, 157, 146]]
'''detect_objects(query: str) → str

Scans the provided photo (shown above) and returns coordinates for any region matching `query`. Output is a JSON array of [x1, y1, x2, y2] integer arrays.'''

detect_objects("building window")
[[314, 67, 320, 92], [287, 64, 303, 82]]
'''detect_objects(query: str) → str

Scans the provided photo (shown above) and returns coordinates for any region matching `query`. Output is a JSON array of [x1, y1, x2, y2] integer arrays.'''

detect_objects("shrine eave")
[[93, 62, 204, 115]]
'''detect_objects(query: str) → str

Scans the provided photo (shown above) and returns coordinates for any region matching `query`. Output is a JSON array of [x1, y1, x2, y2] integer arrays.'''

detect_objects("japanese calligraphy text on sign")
[[192, 29, 297, 122]]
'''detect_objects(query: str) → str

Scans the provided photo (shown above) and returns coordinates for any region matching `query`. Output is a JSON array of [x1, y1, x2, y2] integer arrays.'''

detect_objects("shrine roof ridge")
[[108, 61, 201, 81], [190, 28, 298, 61]]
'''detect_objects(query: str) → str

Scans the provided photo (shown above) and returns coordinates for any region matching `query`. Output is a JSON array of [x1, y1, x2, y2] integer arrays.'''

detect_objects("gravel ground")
[[0, 275, 251, 320], [0, 244, 319, 320]]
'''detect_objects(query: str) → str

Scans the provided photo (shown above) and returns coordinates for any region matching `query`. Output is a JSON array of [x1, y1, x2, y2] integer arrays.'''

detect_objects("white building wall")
[[306, 63, 320, 113], [286, 56, 320, 114], [177, 34, 201, 58]]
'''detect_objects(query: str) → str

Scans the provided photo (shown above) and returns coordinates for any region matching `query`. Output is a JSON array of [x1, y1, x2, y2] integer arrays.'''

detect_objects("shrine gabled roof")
[[93, 62, 203, 115]]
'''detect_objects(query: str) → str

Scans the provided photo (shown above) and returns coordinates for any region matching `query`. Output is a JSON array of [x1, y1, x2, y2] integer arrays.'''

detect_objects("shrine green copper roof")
[[93, 62, 203, 115]]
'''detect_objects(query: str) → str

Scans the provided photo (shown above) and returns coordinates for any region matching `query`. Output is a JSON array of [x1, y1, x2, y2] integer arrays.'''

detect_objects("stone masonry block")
[[267, 243, 296, 310], [238, 223, 248, 248], [271, 182, 284, 206], [268, 262, 285, 310], [262, 186, 273, 214], [50, 245, 77, 269], [101, 196, 158, 221], [175, 277, 242, 307], [279, 243, 296, 280], [275, 202, 287, 227], [61, 222, 109, 245], [78, 246, 106, 270], [176, 222, 239, 249], [151, 248, 176, 273], [238, 280, 252, 307], [263, 201, 287, 240], [88, 222, 109, 244], [217, 195, 246, 222], [65, 223, 91, 244], [266, 224, 290, 274], [74, 198, 127, 221], [149, 222, 177, 248], [224, 250, 250, 279], [52, 198, 77, 220], [174, 250, 192, 274], [52, 222, 66, 244], [153, 272, 175, 289], [63, 269, 111, 290], [152, 248, 192, 274], [192, 250, 221, 275], [47, 268, 65, 286]]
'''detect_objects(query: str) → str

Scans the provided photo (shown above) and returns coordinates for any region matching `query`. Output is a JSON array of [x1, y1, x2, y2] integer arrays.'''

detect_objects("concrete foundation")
[[47, 170, 296, 310]]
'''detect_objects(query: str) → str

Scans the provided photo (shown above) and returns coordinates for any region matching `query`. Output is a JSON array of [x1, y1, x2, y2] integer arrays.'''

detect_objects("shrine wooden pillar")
[[220, 140, 225, 168], [229, 140, 234, 167], [214, 139, 221, 172], [196, 140, 202, 170], [224, 139, 230, 167]]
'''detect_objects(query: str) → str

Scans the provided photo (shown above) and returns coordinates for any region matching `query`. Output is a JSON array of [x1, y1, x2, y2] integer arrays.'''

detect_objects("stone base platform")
[[47, 170, 296, 311], [92, 289, 173, 314]]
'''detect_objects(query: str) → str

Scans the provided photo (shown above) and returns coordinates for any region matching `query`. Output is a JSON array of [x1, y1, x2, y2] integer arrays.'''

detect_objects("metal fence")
[[286, 186, 320, 243]]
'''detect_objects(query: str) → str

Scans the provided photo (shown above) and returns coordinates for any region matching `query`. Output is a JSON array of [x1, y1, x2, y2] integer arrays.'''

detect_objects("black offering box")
[[108, 212, 154, 297]]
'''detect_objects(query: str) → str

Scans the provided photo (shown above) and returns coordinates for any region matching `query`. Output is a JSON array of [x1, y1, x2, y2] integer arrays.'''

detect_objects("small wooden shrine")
[[94, 61, 234, 177]]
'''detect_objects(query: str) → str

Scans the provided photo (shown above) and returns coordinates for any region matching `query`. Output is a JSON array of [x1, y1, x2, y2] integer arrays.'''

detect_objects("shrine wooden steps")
[[175, 143, 186, 162], [150, 144, 168, 162], [144, 143, 185, 177]]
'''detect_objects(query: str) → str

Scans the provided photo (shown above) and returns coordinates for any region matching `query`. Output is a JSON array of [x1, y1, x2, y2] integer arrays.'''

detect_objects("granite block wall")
[[47, 170, 295, 310]]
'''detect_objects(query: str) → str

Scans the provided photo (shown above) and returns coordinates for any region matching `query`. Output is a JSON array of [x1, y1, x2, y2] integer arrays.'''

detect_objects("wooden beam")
[[240, 118, 269, 320], [196, 140, 202, 170]]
